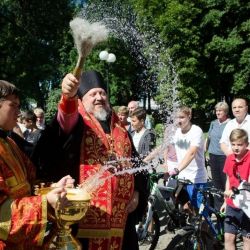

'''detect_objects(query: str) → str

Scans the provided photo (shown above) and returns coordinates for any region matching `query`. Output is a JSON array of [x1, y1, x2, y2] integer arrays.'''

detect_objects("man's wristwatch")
[[174, 168, 180, 174]]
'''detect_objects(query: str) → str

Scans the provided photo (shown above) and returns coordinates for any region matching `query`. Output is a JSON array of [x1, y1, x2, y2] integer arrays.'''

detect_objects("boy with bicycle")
[[221, 128, 250, 250], [169, 106, 207, 209]]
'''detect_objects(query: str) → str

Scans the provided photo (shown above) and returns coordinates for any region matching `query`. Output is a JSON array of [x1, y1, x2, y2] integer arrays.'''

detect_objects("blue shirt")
[[208, 119, 229, 155]]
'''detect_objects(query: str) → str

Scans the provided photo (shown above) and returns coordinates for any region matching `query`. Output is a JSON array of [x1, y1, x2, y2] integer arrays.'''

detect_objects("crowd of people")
[[0, 70, 249, 249]]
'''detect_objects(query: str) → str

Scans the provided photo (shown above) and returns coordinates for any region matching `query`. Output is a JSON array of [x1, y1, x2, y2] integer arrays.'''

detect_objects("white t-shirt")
[[132, 129, 146, 152], [220, 114, 250, 149], [17, 122, 27, 133], [174, 124, 207, 183]]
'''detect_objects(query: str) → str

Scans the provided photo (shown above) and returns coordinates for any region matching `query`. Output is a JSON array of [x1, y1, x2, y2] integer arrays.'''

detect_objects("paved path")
[[139, 208, 176, 250]]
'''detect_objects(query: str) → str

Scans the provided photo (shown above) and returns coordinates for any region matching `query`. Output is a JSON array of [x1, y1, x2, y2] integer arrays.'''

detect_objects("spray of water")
[[77, 1, 180, 152], [73, 1, 181, 193], [79, 158, 157, 195]]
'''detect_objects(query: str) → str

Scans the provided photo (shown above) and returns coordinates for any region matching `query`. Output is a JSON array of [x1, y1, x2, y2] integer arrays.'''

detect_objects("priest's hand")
[[47, 175, 75, 210], [51, 175, 75, 188], [46, 187, 68, 210], [127, 191, 139, 213], [61, 73, 80, 99]]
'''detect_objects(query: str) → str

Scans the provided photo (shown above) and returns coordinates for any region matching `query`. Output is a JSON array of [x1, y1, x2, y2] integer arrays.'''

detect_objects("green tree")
[[45, 88, 61, 122], [130, 0, 250, 122], [0, 0, 74, 108], [65, 0, 153, 107]]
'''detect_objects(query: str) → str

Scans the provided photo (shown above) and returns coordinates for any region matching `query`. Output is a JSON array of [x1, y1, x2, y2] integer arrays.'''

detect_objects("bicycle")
[[136, 171, 188, 250], [164, 179, 225, 250], [165, 179, 250, 250]]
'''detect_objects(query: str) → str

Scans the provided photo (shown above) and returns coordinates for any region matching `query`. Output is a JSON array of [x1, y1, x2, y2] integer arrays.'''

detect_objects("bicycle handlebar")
[[239, 181, 250, 192], [174, 177, 193, 185], [173, 177, 225, 198], [149, 171, 165, 183], [232, 181, 250, 195], [196, 186, 224, 198]]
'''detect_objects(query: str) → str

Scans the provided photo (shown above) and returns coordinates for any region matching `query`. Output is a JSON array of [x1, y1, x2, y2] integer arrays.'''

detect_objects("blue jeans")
[[185, 183, 208, 209]]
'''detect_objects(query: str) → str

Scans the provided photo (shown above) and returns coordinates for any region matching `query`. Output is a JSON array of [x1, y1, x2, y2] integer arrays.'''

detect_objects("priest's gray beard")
[[94, 108, 110, 121], [86, 106, 111, 121]]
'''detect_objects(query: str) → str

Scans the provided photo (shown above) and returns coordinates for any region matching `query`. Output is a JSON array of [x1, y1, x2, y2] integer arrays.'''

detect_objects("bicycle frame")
[[136, 172, 185, 249], [137, 185, 156, 239], [176, 187, 226, 250], [175, 178, 225, 240], [165, 179, 247, 250], [198, 200, 224, 240], [137, 176, 175, 238]]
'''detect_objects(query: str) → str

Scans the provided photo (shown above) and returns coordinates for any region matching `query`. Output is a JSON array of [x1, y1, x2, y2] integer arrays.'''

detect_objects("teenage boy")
[[0, 80, 74, 248], [130, 107, 156, 157], [221, 128, 250, 250]]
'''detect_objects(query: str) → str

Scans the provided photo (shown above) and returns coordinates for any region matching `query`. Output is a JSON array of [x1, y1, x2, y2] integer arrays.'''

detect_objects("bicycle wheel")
[[199, 220, 224, 250], [138, 211, 160, 250], [165, 229, 205, 250]]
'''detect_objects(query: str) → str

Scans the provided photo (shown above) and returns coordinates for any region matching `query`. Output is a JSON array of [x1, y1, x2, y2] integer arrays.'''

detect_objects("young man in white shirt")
[[170, 106, 207, 209]]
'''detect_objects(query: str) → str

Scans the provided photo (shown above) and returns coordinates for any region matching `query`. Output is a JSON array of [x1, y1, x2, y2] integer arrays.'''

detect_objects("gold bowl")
[[36, 186, 91, 250], [57, 188, 91, 226]]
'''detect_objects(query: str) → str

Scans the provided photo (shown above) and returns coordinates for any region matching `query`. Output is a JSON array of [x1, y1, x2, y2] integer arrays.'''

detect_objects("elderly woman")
[[117, 106, 131, 131], [206, 101, 230, 210]]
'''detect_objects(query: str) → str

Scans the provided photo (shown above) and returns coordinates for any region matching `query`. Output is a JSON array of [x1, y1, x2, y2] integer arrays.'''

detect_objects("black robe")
[[32, 114, 149, 250]]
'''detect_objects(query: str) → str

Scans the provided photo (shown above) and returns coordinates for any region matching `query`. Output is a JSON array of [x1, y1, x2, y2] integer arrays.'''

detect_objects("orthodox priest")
[[33, 71, 148, 250]]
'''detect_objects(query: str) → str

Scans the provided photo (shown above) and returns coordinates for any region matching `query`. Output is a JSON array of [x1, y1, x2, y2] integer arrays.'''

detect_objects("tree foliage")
[[1, 0, 250, 125], [0, 0, 74, 108], [130, 0, 250, 118], [69, 0, 154, 106]]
